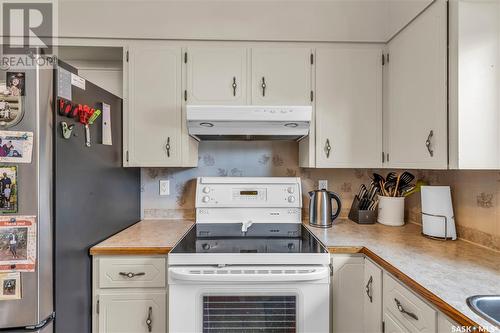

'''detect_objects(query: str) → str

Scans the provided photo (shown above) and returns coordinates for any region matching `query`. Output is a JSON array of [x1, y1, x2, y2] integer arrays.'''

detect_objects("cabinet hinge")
[[310, 91, 314, 102], [310, 53, 314, 65], [382, 321, 385, 333], [126, 51, 129, 62], [184, 52, 188, 64], [184, 90, 187, 101], [382, 53, 385, 66], [382, 151, 385, 163], [126, 150, 129, 162], [97, 300, 100, 314]]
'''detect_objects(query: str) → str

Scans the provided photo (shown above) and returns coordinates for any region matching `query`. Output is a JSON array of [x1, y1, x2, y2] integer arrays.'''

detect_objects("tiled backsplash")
[[141, 142, 500, 251]]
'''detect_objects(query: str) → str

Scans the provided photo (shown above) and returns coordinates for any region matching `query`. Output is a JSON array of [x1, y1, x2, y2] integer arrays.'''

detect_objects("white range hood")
[[186, 105, 312, 141]]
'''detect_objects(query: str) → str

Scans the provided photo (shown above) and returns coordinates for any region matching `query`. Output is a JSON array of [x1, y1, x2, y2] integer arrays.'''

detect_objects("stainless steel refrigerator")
[[0, 55, 140, 332]]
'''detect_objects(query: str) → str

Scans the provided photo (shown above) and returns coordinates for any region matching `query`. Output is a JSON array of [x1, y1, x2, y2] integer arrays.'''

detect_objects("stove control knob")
[[288, 243, 295, 250], [287, 196, 295, 203], [203, 186, 210, 194], [202, 196, 210, 203], [287, 187, 295, 194], [202, 243, 211, 250]]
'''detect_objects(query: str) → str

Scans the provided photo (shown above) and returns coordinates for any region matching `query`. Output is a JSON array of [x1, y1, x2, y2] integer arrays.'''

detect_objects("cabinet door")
[[186, 47, 247, 104], [384, 312, 410, 333], [364, 258, 383, 333], [316, 47, 383, 168], [98, 292, 166, 333], [385, 0, 447, 169], [127, 46, 182, 166], [251, 47, 312, 105], [331, 255, 365, 333]]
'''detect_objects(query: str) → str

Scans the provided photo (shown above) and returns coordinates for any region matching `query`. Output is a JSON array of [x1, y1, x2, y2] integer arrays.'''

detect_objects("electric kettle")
[[308, 189, 342, 228]]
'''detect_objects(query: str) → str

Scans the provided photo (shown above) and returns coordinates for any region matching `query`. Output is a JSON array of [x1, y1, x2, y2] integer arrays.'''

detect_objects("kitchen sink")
[[467, 295, 500, 327]]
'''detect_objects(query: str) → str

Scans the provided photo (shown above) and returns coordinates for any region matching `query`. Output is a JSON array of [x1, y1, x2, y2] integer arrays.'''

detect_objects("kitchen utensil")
[[421, 186, 457, 240], [403, 180, 426, 197], [309, 189, 342, 228], [393, 174, 401, 197]]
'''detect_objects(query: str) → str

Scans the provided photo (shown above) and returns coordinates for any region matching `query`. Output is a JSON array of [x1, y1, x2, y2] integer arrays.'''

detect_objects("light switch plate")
[[159, 180, 170, 196], [318, 180, 328, 190]]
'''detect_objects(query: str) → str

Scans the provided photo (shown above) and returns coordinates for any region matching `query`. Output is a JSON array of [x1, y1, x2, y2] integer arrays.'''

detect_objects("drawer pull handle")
[[165, 137, 171, 157], [119, 272, 145, 278], [146, 306, 153, 332], [365, 276, 373, 303], [261, 77, 267, 97], [394, 298, 419, 321], [325, 139, 332, 158]]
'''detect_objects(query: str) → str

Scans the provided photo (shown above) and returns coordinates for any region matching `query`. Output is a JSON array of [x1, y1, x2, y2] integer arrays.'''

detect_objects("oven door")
[[168, 265, 330, 333]]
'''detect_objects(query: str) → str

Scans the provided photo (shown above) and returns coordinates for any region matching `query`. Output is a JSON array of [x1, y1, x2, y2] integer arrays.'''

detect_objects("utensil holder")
[[377, 196, 405, 226], [348, 195, 377, 224]]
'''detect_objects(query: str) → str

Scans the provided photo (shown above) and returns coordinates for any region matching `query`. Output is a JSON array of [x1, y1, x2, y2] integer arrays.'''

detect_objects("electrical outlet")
[[318, 180, 328, 190], [159, 180, 170, 196]]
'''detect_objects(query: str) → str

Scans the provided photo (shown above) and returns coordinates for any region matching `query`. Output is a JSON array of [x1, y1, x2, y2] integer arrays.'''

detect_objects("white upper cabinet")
[[449, 0, 500, 169], [251, 47, 312, 105], [384, 0, 448, 169], [315, 47, 383, 168], [125, 45, 183, 167], [186, 47, 248, 105]]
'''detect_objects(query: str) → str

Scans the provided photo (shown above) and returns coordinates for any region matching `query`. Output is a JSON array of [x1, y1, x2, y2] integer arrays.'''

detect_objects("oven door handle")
[[168, 267, 329, 283]]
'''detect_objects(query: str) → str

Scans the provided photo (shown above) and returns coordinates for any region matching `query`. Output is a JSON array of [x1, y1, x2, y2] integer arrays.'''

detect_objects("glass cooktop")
[[171, 224, 328, 254]]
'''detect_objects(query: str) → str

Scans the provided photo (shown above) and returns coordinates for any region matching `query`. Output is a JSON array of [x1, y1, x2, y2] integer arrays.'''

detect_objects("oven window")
[[203, 295, 296, 332]]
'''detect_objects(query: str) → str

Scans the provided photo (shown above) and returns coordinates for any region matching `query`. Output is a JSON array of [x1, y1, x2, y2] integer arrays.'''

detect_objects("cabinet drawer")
[[383, 274, 437, 333], [98, 257, 166, 289]]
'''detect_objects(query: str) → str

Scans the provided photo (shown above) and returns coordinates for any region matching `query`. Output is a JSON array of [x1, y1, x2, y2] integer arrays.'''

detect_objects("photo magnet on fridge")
[[6, 72, 25, 97], [0, 166, 17, 213], [0, 84, 24, 129], [0, 216, 36, 272], [0, 272, 21, 300], [0, 131, 34, 163]]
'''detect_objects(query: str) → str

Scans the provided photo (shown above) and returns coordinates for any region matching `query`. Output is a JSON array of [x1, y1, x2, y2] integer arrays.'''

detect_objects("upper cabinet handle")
[[425, 130, 434, 157], [146, 306, 153, 332], [394, 298, 419, 321], [166, 137, 171, 157], [232, 77, 237, 97], [325, 139, 332, 158], [261, 77, 266, 97], [365, 276, 373, 303]]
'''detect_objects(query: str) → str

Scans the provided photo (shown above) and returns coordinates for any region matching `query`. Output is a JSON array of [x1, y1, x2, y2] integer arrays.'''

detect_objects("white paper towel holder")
[[420, 212, 456, 240]]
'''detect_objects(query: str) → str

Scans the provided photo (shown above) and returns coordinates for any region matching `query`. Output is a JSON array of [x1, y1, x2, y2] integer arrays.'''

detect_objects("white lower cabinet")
[[331, 255, 365, 333], [331, 254, 459, 333], [93, 255, 168, 333], [98, 292, 166, 333]]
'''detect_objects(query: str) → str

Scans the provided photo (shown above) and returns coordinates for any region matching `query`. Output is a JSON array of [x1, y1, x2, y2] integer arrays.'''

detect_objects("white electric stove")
[[168, 177, 330, 333]]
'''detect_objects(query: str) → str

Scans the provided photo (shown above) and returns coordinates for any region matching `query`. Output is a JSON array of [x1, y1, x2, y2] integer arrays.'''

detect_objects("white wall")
[[58, 0, 430, 42]]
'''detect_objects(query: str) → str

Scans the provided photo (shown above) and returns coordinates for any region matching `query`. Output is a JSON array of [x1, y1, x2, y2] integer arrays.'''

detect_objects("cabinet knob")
[[146, 306, 153, 332], [325, 139, 332, 158], [232, 77, 237, 97], [425, 130, 434, 157], [365, 275, 373, 303], [165, 137, 171, 157]]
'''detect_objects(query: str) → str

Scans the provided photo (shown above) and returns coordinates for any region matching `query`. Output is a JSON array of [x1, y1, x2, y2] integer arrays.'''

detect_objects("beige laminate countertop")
[[306, 219, 500, 332], [89, 218, 499, 331], [89, 219, 194, 255]]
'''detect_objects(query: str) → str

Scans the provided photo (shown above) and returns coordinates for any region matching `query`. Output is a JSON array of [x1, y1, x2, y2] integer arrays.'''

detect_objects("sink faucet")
[[241, 221, 253, 234]]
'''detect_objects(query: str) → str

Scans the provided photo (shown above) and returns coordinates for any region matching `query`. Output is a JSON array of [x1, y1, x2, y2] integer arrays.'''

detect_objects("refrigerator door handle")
[[0, 312, 55, 332]]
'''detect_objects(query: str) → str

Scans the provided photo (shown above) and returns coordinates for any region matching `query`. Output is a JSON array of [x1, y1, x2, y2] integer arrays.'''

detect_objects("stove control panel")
[[195, 177, 302, 208]]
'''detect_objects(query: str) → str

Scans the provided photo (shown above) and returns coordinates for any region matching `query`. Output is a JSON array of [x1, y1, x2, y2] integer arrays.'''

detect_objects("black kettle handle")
[[329, 192, 342, 221]]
